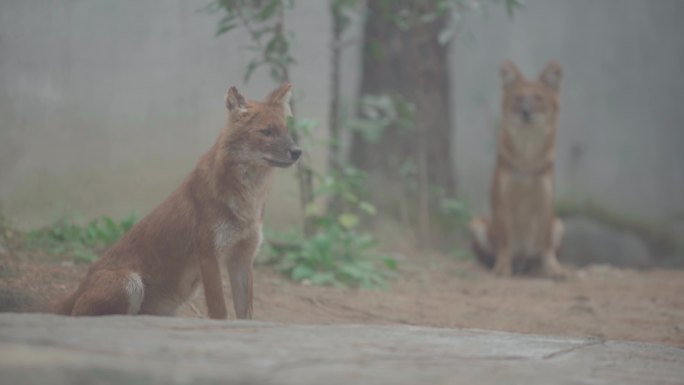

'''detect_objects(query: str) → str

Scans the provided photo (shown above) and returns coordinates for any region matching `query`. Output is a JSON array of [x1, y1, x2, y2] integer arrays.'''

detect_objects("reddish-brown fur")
[[469, 61, 567, 278], [53, 83, 301, 319]]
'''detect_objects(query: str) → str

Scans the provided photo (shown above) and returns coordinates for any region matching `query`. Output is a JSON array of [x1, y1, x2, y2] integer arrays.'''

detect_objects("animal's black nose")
[[290, 148, 302, 161], [521, 109, 532, 122]]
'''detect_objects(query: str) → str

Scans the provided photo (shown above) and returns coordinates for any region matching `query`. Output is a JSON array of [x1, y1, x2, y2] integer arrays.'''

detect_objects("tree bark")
[[326, 1, 344, 214], [351, 0, 456, 240], [274, 6, 316, 236]]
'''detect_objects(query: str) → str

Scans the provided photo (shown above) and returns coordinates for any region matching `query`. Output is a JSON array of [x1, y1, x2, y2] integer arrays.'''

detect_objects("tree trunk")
[[326, 1, 344, 215], [285, 74, 316, 237], [350, 0, 456, 242], [274, 7, 316, 236]]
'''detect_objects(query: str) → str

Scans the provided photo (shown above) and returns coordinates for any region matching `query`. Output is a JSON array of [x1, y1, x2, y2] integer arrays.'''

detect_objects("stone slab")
[[0, 313, 682, 385]]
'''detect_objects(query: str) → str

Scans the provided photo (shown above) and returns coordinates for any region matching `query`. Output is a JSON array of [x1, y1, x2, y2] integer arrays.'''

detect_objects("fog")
[[0, 0, 332, 227], [1, 0, 682, 230], [452, 0, 684, 222]]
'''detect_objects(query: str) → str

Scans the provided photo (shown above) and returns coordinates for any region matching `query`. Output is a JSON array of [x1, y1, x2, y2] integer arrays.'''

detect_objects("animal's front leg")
[[227, 235, 259, 319], [492, 219, 512, 276], [468, 216, 495, 268], [493, 246, 513, 277], [196, 230, 228, 319], [540, 218, 568, 279]]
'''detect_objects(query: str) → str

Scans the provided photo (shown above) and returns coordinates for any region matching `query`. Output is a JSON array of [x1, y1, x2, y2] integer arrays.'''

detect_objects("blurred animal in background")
[[469, 61, 568, 279], [53, 83, 301, 319]]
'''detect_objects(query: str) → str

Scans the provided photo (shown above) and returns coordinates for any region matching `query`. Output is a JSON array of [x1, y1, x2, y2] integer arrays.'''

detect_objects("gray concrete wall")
[[451, 0, 684, 221], [1, 0, 682, 228], [0, 0, 332, 227]]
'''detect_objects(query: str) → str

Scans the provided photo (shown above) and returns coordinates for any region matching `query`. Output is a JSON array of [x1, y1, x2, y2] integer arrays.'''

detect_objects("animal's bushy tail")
[[471, 236, 495, 269], [51, 291, 78, 315], [468, 217, 495, 269]]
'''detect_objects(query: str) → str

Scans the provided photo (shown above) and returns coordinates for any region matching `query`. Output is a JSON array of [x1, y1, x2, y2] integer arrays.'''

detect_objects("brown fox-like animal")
[[469, 61, 567, 278], [54, 83, 301, 319]]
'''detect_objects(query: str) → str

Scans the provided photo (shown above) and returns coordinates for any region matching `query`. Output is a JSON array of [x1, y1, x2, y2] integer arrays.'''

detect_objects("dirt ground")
[[1, 248, 683, 346]]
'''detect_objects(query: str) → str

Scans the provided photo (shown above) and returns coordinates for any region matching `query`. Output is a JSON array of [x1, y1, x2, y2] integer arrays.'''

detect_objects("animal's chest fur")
[[162, 161, 270, 310], [213, 165, 271, 263], [213, 219, 263, 259], [508, 125, 548, 165], [165, 218, 263, 311], [495, 170, 553, 257]]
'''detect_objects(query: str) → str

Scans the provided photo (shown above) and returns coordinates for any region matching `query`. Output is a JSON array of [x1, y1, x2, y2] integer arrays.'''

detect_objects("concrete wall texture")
[[1, 0, 682, 228], [452, 0, 684, 220]]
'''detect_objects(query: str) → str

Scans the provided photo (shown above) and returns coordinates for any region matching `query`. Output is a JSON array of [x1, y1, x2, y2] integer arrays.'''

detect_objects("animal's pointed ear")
[[267, 82, 293, 117], [501, 60, 523, 90], [539, 61, 562, 91], [225, 86, 248, 115]]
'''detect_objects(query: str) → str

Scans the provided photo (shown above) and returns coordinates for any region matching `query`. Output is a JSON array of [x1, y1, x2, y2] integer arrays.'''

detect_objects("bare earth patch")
[[1, 250, 683, 345]]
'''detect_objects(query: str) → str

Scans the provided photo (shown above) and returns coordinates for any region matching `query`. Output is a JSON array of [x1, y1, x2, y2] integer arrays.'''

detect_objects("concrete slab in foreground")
[[0, 313, 682, 385]]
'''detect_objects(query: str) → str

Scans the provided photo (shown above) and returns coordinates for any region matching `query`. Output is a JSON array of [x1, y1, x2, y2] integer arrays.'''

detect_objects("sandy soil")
[[1, 249, 683, 346]]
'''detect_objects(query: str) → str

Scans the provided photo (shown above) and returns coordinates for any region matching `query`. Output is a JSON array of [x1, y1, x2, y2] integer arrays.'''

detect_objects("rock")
[[0, 313, 683, 385], [667, 219, 684, 265], [560, 216, 652, 268]]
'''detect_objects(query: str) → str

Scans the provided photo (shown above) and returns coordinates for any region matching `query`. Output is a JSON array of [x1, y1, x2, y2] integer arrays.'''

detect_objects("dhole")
[[54, 83, 301, 319], [469, 61, 567, 278]]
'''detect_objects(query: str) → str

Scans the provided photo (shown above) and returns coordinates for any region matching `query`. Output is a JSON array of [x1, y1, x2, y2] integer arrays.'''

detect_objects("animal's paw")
[[492, 259, 512, 277], [541, 259, 572, 281]]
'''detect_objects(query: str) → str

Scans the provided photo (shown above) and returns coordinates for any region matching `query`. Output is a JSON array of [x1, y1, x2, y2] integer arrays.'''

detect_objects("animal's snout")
[[289, 147, 302, 161], [521, 107, 532, 123], [518, 96, 536, 123]]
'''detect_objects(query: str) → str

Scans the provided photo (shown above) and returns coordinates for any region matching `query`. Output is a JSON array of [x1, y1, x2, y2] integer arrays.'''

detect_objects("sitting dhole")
[[469, 61, 567, 279], [54, 83, 301, 319]]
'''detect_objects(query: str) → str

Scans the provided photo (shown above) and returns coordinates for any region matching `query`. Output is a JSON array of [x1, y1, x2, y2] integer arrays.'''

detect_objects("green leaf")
[[288, 117, 319, 137], [419, 12, 438, 24], [216, 22, 238, 36], [21, 214, 138, 260], [358, 201, 377, 216], [256, 0, 280, 21], [309, 272, 336, 285], [352, 234, 375, 251], [505, 0, 524, 18], [197, 1, 221, 14], [437, 26, 455, 46], [121, 213, 138, 231], [73, 248, 98, 263], [366, 39, 384, 61], [338, 213, 359, 229], [342, 192, 358, 203], [383, 257, 397, 270], [244, 59, 263, 83], [291, 264, 315, 281], [339, 263, 366, 279], [304, 202, 321, 217], [263, 221, 396, 289]]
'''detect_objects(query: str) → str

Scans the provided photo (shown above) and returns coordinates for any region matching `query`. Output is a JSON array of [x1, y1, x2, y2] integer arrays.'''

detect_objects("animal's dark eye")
[[260, 128, 274, 137]]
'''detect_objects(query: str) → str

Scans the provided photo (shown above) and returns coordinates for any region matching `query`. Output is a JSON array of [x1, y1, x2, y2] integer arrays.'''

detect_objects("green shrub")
[[258, 117, 399, 289], [23, 213, 138, 262], [264, 163, 397, 289], [265, 224, 397, 289]]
